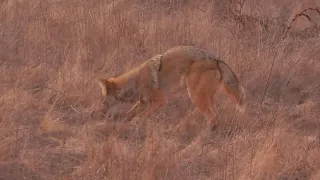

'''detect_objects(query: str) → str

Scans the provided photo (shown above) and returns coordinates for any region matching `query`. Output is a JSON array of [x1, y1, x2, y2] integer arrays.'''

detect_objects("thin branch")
[[287, 7, 320, 30]]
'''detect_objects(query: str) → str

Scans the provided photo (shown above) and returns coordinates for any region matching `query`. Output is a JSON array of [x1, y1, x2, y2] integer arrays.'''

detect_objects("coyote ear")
[[97, 79, 108, 96], [97, 78, 117, 96]]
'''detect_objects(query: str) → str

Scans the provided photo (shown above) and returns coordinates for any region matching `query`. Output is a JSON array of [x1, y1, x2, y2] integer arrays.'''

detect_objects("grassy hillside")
[[1, 0, 320, 179]]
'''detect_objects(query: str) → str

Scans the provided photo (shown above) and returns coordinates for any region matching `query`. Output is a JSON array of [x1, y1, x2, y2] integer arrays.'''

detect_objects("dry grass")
[[1, 0, 320, 179]]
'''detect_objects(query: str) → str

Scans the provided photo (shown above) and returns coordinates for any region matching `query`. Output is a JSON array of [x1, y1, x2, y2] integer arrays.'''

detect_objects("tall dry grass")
[[1, 0, 320, 179]]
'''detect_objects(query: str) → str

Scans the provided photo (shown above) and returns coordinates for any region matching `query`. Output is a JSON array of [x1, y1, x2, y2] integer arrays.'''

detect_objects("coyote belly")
[[97, 46, 246, 131]]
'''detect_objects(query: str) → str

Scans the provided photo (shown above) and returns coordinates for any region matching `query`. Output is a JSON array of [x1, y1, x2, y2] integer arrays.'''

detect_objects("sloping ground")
[[1, 0, 320, 179]]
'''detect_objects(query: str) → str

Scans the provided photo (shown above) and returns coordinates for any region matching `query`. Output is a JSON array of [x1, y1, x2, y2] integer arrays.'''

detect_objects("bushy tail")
[[217, 60, 246, 113]]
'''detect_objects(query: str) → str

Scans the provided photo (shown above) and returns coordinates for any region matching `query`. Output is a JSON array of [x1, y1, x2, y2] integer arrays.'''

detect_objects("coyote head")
[[97, 77, 141, 105], [97, 78, 119, 108]]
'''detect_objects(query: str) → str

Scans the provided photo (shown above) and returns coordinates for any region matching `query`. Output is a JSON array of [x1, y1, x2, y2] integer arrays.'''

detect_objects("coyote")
[[97, 46, 245, 131]]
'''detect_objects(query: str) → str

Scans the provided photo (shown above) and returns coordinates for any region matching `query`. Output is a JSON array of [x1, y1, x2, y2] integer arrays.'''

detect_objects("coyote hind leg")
[[186, 66, 221, 132], [186, 84, 218, 132]]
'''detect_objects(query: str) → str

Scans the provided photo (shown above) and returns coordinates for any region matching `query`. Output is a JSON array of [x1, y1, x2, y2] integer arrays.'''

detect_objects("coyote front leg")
[[126, 89, 166, 120], [124, 100, 148, 120]]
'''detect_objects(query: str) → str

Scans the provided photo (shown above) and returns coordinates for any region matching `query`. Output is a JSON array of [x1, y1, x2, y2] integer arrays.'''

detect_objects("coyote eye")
[[117, 90, 138, 102], [105, 95, 118, 106], [124, 91, 134, 98]]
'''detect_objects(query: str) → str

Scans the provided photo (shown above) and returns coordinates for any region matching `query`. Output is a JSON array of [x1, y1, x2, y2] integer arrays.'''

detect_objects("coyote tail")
[[216, 60, 246, 113]]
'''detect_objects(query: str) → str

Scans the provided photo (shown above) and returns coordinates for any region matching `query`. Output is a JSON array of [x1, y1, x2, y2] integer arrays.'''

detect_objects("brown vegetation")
[[1, 0, 320, 179]]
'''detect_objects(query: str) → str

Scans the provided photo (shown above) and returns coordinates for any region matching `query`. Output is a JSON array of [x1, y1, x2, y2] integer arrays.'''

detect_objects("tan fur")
[[97, 46, 246, 131]]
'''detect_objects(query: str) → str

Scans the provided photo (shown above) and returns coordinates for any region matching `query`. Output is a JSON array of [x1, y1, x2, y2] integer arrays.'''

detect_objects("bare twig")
[[228, 0, 269, 31], [287, 8, 320, 30]]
